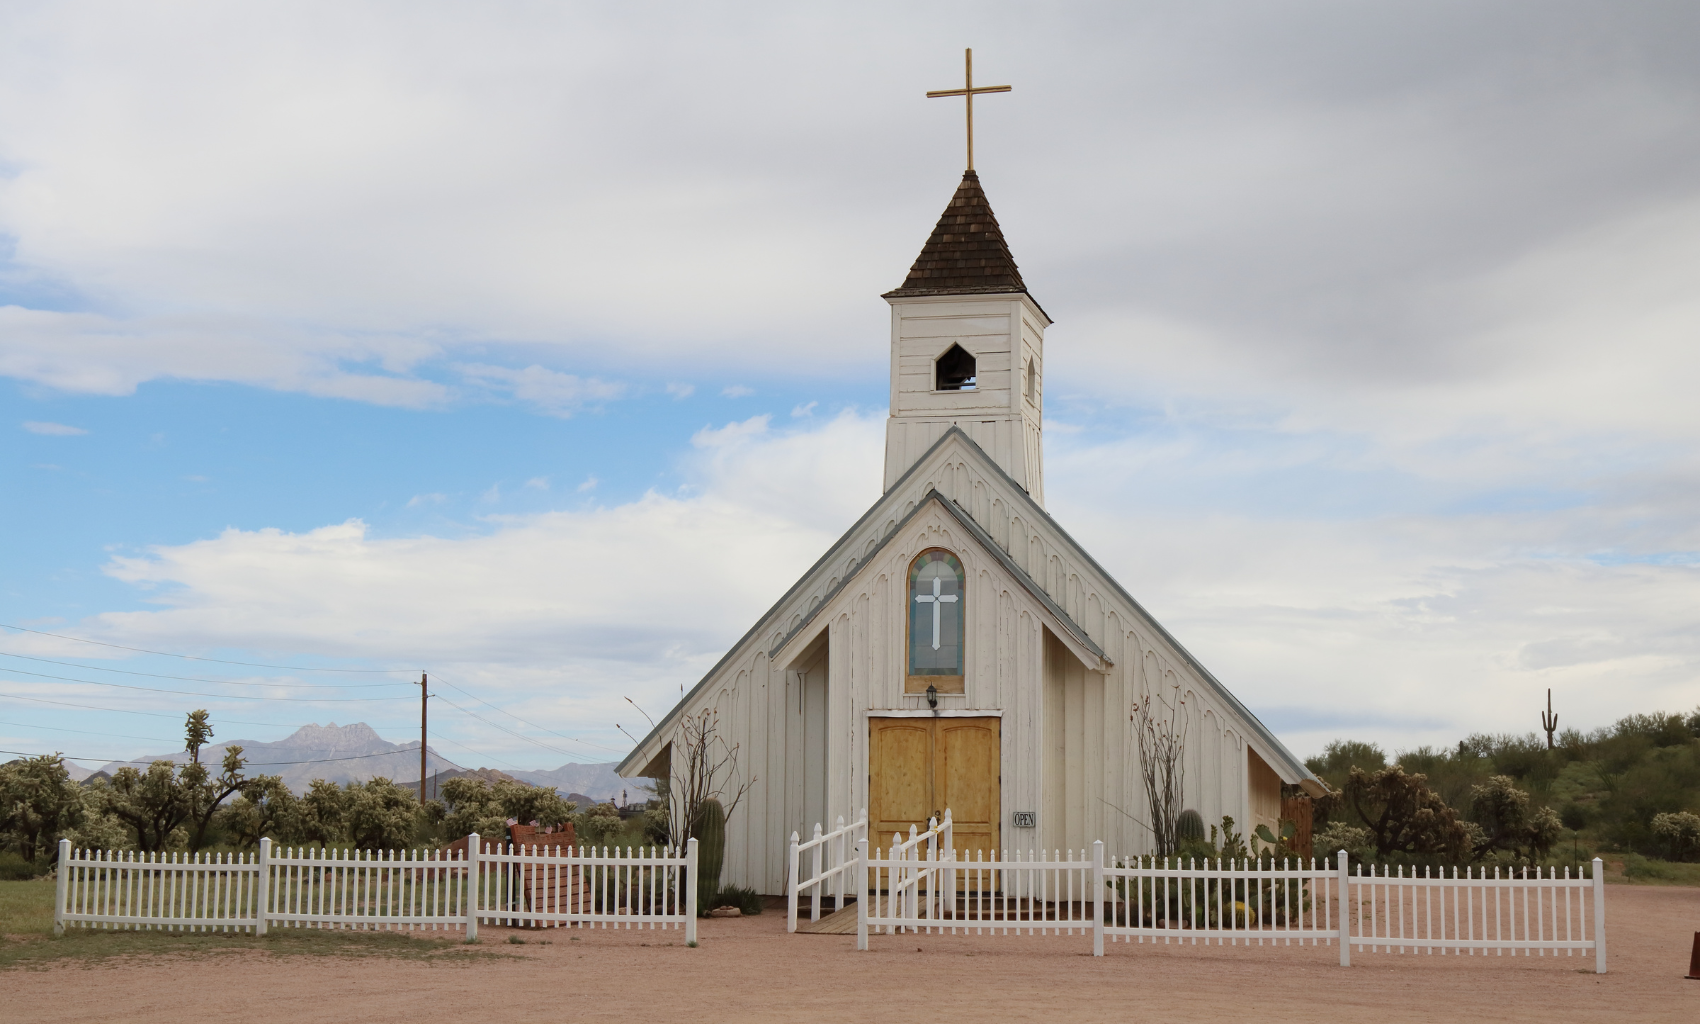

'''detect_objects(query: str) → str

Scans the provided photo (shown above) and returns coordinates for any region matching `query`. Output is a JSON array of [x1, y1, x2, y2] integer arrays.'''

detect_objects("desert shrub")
[[576, 802, 624, 847], [344, 778, 419, 850], [440, 776, 575, 845], [0, 850, 41, 880], [63, 783, 130, 852], [288, 779, 351, 846], [217, 775, 299, 848], [1560, 802, 1590, 831], [1312, 822, 1372, 861], [1305, 740, 1386, 787], [1650, 811, 1700, 862], [0, 755, 86, 861], [1623, 853, 1674, 880], [1616, 712, 1696, 749], [708, 884, 763, 915]]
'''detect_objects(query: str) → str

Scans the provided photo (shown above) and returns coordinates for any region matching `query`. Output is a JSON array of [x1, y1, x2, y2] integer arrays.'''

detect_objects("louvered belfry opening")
[[883, 170, 1027, 298], [935, 343, 977, 391]]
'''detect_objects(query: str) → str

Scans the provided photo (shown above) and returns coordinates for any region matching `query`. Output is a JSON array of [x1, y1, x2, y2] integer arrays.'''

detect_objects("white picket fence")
[[54, 834, 698, 943], [781, 822, 1607, 972], [787, 809, 866, 932]]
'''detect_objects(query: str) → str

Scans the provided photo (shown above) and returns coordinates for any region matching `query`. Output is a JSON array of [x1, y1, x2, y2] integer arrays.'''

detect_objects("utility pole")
[[419, 673, 429, 804]]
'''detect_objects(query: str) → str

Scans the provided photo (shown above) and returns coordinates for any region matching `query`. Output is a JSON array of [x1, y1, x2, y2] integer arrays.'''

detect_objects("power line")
[[0, 690, 307, 727], [0, 666, 418, 703], [0, 720, 182, 745], [427, 671, 627, 756], [0, 623, 408, 673], [0, 745, 468, 769], [0, 650, 414, 689], [429, 692, 590, 763]]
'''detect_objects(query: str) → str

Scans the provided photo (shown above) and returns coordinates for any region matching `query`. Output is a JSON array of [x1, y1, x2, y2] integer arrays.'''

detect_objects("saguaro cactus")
[[693, 797, 726, 909], [1541, 689, 1558, 750]]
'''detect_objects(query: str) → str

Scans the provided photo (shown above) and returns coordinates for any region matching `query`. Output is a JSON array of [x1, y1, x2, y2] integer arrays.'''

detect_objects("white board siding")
[[619, 429, 1310, 893]]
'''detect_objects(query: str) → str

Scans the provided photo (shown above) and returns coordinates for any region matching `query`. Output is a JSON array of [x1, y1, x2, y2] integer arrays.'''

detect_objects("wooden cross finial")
[[926, 48, 1011, 172]]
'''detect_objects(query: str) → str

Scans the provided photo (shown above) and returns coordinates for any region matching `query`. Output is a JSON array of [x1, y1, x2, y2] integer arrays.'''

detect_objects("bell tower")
[[882, 171, 1050, 505]]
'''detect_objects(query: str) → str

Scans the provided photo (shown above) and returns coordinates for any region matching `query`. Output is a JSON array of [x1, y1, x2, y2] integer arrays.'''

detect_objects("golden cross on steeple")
[[926, 48, 1011, 172]]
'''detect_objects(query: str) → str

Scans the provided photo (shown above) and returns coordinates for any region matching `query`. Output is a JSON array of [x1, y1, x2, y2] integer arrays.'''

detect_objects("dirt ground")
[[5, 884, 1698, 1023]]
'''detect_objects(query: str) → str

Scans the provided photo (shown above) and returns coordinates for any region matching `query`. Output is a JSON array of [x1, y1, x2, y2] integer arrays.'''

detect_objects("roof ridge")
[[882, 171, 1030, 300]]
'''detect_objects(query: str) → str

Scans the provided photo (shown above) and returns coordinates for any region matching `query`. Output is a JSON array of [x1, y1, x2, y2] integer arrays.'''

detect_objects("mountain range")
[[90, 722, 628, 799]]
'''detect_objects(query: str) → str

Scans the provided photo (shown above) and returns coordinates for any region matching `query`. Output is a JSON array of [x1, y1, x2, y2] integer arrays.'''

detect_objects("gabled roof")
[[617, 427, 1319, 791], [883, 171, 1033, 301], [767, 488, 1108, 671]]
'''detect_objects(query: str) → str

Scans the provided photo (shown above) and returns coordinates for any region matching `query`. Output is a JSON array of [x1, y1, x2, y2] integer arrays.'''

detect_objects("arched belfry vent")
[[882, 170, 1036, 304], [935, 344, 977, 391]]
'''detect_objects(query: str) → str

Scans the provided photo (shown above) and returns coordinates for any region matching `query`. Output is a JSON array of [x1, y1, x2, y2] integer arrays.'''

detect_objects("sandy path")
[[5, 885, 1697, 1023]]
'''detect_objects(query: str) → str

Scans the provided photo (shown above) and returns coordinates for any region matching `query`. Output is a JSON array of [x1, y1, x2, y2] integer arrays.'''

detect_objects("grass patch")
[[1610, 854, 1700, 886], [0, 878, 513, 970]]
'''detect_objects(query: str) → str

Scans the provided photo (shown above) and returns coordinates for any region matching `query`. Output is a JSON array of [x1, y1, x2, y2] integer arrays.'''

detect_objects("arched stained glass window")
[[908, 549, 965, 690]]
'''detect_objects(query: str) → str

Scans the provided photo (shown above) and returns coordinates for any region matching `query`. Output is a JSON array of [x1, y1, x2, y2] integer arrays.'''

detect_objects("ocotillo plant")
[[1541, 689, 1558, 750]]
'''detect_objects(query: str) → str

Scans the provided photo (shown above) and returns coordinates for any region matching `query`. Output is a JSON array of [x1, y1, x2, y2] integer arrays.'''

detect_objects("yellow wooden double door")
[[868, 716, 1000, 861]]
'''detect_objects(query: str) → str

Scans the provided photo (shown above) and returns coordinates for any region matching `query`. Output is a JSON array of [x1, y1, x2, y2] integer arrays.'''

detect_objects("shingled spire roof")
[[883, 171, 1037, 305]]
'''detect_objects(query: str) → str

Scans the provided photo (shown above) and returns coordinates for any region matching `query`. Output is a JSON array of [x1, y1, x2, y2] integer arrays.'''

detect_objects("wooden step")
[[794, 904, 859, 934]]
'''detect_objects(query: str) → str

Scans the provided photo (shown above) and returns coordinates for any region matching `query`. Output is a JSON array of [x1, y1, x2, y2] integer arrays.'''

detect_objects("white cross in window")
[[914, 576, 958, 650]]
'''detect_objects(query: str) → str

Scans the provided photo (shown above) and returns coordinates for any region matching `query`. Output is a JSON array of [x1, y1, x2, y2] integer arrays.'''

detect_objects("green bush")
[[1623, 853, 1675, 880], [0, 851, 42, 881], [707, 884, 763, 915]]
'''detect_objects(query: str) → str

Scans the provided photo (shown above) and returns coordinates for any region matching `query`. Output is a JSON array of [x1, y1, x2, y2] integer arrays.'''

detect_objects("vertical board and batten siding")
[[622, 431, 1293, 894], [883, 296, 1046, 501]]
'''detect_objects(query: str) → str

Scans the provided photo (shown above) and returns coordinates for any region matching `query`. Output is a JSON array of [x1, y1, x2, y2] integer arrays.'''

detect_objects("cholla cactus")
[[1651, 811, 1700, 862]]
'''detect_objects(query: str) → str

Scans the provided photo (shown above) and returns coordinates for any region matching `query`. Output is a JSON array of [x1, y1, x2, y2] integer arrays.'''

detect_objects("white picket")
[[787, 810, 868, 932], [53, 834, 697, 939]]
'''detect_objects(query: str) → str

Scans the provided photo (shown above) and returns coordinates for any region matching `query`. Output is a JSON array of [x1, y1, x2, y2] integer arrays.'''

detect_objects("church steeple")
[[881, 173, 1051, 504], [883, 171, 1036, 305]]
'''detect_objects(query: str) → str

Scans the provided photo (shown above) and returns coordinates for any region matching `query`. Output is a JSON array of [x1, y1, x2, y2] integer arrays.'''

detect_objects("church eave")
[[918, 427, 1321, 788], [615, 431, 976, 777], [765, 488, 1109, 670]]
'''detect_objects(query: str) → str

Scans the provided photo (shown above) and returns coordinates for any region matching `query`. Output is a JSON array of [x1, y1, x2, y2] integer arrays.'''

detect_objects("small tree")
[[1469, 774, 1562, 863], [668, 708, 752, 849], [219, 775, 297, 848], [1342, 765, 1472, 863], [344, 778, 419, 850], [104, 760, 193, 852], [1132, 683, 1187, 857], [292, 779, 351, 846], [440, 776, 576, 843]]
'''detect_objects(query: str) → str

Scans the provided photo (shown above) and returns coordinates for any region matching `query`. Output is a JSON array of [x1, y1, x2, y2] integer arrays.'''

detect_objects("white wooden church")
[[618, 167, 1324, 894]]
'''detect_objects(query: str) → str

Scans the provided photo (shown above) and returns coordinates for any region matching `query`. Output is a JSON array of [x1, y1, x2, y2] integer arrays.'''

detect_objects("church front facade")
[[618, 171, 1322, 895]]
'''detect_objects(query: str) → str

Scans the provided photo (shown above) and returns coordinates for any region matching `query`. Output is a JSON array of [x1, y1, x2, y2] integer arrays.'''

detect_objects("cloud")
[[85, 413, 886, 746], [791, 401, 817, 418], [576, 476, 598, 493], [665, 383, 694, 399], [523, 477, 549, 491], [720, 385, 754, 398], [456, 363, 625, 418], [406, 493, 446, 508], [0, 306, 447, 406], [22, 420, 87, 435]]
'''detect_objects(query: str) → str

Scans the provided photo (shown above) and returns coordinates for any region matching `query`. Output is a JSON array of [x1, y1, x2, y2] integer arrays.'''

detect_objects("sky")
[[2, 1, 1698, 775]]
